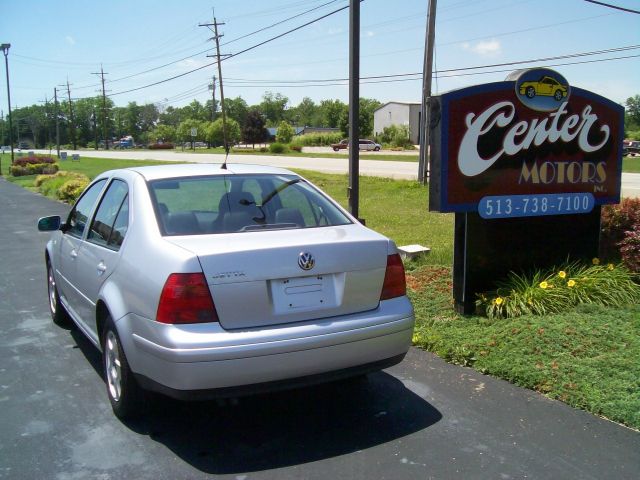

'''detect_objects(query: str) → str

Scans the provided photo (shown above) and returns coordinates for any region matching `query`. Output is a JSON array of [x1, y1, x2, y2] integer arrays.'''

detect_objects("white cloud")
[[65, 36, 75, 46], [463, 39, 501, 56]]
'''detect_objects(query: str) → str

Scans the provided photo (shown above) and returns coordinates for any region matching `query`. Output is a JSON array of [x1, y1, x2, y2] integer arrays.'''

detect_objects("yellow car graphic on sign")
[[519, 76, 568, 101]]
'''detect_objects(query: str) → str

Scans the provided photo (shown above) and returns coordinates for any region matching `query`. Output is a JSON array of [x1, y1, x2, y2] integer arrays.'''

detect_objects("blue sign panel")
[[478, 193, 595, 219]]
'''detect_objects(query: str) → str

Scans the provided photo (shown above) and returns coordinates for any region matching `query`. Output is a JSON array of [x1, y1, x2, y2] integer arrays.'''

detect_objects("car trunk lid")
[[165, 225, 388, 329]]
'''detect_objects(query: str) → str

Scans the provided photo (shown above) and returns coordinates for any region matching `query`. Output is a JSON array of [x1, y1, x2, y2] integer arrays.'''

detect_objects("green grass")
[[409, 265, 640, 430], [623, 156, 640, 173]]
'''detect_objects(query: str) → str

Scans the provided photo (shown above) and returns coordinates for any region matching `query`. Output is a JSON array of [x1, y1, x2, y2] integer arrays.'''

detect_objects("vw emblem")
[[298, 252, 315, 271]]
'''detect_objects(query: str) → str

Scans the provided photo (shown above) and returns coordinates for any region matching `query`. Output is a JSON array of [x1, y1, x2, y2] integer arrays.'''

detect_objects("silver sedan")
[[38, 163, 415, 419]]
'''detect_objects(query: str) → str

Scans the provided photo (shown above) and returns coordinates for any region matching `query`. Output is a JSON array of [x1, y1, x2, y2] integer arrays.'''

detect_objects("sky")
[[0, 0, 638, 114]]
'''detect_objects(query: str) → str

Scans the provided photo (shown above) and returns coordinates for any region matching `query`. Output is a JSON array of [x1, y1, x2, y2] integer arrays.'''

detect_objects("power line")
[[583, 0, 640, 14], [108, 2, 354, 97]]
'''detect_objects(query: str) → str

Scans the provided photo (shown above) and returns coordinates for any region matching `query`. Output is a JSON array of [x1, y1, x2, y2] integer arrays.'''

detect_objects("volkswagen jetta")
[[38, 164, 414, 418]]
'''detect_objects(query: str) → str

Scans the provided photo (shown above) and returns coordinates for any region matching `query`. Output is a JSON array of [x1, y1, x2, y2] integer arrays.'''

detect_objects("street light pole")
[[1, 43, 14, 165]]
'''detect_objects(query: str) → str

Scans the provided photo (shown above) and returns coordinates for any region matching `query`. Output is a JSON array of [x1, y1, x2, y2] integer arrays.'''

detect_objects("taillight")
[[380, 254, 406, 300], [156, 273, 219, 324]]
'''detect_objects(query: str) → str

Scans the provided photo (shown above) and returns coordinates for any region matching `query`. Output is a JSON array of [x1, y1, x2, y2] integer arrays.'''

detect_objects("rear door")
[[75, 179, 129, 335]]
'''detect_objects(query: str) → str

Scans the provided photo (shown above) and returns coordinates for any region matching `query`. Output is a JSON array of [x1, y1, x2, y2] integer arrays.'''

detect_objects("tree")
[[150, 124, 176, 143], [259, 91, 288, 126], [625, 95, 640, 135], [177, 119, 205, 147], [276, 120, 295, 144], [287, 97, 320, 127], [319, 99, 347, 128], [181, 100, 209, 122], [242, 109, 267, 147], [338, 97, 382, 138], [225, 96, 249, 127], [205, 118, 241, 147]]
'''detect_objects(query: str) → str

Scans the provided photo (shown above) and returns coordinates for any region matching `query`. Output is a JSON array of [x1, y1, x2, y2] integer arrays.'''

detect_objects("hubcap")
[[48, 267, 57, 314], [105, 331, 123, 402]]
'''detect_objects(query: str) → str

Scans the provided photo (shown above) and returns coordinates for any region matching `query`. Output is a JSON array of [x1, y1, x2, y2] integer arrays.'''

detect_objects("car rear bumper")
[[117, 297, 414, 394]]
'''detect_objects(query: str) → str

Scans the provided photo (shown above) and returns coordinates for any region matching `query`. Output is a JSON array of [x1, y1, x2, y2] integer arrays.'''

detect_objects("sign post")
[[190, 127, 197, 150], [428, 69, 624, 314]]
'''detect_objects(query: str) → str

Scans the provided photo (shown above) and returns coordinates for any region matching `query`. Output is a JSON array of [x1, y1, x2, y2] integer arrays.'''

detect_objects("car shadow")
[[70, 330, 442, 475]]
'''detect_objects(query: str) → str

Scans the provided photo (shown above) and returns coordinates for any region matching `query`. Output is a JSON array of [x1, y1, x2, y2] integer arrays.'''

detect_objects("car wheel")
[[374, 146, 380, 151], [47, 262, 70, 327], [333, 147, 339, 152], [526, 86, 536, 99], [103, 317, 143, 419], [554, 89, 563, 101]]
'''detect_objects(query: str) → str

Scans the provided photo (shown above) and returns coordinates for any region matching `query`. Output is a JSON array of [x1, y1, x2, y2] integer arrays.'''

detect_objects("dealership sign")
[[429, 68, 624, 218]]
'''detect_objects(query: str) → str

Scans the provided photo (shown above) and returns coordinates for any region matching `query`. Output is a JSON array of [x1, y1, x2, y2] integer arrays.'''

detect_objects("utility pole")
[[0, 110, 3, 175], [418, 0, 437, 184], [1, 43, 14, 164], [39, 95, 50, 149], [54, 87, 61, 158], [201, 13, 231, 162], [209, 75, 217, 121], [92, 107, 98, 150], [61, 79, 77, 150], [348, 0, 360, 219], [92, 65, 109, 150]]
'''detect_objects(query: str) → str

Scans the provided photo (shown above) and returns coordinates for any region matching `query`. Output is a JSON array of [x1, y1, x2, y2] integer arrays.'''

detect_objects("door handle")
[[97, 262, 107, 275], [70, 249, 78, 259]]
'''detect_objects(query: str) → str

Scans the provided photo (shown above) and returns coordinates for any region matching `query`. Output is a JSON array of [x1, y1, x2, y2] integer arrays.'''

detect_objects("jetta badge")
[[298, 252, 315, 271]]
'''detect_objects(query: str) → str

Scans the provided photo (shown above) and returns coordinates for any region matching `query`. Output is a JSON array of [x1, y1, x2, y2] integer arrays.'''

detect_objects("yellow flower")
[[567, 280, 576, 288], [539, 281, 548, 289], [607, 263, 614, 271], [495, 297, 504, 306], [558, 271, 566, 279], [527, 299, 533, 305], [592, 258, 600, 265]]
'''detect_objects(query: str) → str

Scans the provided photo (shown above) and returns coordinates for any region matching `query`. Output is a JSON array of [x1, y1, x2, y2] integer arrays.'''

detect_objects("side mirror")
[[37, 215, 62, 232]]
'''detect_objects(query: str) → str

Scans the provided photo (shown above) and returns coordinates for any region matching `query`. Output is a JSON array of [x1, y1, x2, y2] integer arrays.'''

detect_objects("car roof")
[[104, 163, 299, 181]]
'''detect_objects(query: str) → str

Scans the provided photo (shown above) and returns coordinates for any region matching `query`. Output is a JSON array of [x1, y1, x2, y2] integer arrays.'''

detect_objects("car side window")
[[87, 179, 129, 250], [66, 179, 107, 238]]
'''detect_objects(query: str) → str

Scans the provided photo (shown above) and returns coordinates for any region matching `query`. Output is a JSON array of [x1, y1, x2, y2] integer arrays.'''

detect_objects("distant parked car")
[[623, 140, 640, 156], [37, 163, 414, 419], [358, 139, 382, 151], [330, 139, 381, 152], [331, 139, 349, 151]]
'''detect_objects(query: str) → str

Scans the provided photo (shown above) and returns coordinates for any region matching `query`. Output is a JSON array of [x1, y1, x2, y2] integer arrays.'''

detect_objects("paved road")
[[33, 148, 640, 197], [1, 178, 639, 479]]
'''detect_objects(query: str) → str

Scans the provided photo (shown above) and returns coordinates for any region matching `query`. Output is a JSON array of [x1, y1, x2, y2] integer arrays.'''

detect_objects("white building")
[[373, 102, 422, 144]]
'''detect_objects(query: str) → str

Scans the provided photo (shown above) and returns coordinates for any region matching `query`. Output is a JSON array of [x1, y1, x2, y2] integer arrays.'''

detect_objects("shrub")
[[269, 142, 288, 154], [10, 162, 58, 177], [376, 124, 413, 149], [148, 142, 174, 150], [37, 171, 90, 203], [13, 155, 55, 167], [290, 132, 343, 147], [276, 121, 295, 144], [619, 225, 640, 272], [477, 260, 640, 319], [290, 144, 302, 152], [601, 198, 640, 270], [259, 147, 268, 153], [57, 179, 90, 203]]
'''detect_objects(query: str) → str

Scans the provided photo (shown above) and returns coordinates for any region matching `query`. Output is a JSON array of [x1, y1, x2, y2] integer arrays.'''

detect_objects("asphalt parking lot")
[[1, 178, 639, 479]]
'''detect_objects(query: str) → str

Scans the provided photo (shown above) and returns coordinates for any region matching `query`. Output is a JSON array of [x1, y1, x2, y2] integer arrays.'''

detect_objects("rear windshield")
[[148, 174, 352, 236]]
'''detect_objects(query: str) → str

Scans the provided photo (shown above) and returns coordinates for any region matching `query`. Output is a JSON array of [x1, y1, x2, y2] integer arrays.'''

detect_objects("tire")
[[554, 89, 563, 101], [102, 317, 143, 419], [525, 86, 536, 99], [47, 262, 70, 327], [333, 147, 339, 152], [374, 146, 380, 151]]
